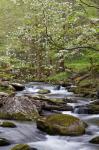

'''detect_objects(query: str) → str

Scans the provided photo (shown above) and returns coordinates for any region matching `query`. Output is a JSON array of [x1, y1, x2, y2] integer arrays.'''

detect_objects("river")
[[0, 82, 99, 150]]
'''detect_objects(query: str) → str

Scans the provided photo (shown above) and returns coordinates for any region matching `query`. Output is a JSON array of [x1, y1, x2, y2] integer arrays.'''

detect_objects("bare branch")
[[80, 0, 99, 9]]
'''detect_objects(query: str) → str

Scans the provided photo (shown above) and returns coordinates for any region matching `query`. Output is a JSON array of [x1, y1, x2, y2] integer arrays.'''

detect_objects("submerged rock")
[[54, 85, 61, 90], [37, 114, 86, 136], [38, 89, 50, 94], [11, 144, 37, 150], [11, 83, 25, 91], [89, 136, 99, 144], [0, 121, 16, 128], [0, 138, 10, 146], [42, 102, 72, 111], [74, 101, 99, 114]]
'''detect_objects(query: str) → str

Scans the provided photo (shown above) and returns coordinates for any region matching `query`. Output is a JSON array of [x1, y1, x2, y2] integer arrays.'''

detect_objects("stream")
[[0, 82, 99, 150]]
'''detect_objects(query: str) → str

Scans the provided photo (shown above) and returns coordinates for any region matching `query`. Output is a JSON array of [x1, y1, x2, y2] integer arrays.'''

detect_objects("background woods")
[[0, 0, 99, 82]]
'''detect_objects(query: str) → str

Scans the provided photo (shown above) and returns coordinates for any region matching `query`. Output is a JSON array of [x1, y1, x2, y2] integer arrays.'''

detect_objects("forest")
[[0, 0, 99, 150]]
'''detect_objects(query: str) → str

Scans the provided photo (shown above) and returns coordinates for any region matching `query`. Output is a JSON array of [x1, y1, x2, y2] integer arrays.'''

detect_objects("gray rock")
[[11, 83, 25, 91]]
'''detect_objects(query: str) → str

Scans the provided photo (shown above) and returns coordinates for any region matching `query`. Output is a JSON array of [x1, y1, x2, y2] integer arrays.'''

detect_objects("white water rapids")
[[0, 82, 99, 150]]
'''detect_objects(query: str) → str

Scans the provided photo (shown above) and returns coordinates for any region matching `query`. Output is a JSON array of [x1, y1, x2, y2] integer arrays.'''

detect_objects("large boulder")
[[0, 95, 40, 120], [11, 83, 25, 91], [89, 136, 99, 144], [37, 114, 86, 136], [11, 144, 37, 150]]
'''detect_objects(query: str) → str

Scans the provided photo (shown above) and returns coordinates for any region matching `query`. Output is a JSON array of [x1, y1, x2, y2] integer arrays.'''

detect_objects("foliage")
[[0, 0, 99, 81]]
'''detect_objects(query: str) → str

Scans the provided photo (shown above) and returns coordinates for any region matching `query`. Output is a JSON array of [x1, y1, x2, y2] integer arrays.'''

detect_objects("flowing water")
[[0, 82, 99, 150]]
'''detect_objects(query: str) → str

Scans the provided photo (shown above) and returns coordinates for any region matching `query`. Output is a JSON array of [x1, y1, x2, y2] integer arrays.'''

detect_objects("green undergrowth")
[[47, 72, 71, 83]]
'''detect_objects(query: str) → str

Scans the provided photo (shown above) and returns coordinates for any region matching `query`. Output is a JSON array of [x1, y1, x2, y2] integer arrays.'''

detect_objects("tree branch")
[[80, 0, 99, 9], [64, 46, 99, 52]]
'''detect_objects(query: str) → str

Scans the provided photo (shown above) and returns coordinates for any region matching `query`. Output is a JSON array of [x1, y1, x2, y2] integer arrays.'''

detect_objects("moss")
[[47, 98, 65, 104], [0, 121, 16, 128], [37, 114, 86, 136], [88, 104, 99, 114], [38, 89, 50, 94], [0, 85, 13, 94], [11, 144, 32, 150], [70, 86, 96, 98], [47, 72, 71, 83], [0, 138, 10, 146], [0, 112, 31, 121], [90, 136, 99, 144]]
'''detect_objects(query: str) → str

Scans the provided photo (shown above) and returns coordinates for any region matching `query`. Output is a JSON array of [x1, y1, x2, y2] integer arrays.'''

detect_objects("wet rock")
[[61, 83, 72, 88], [42, 103, 72, 111], [38, 89, 50, 94], [0, 92, 9, 97], [41, 110, 61, 116], [89, 136, 99, 144], [96, 91, 99, 99], [0, 138, 10, 146], [87, 104, 99, 114], [0, 112, 31, 121], [74, 106, 89, 114], [11, 83, 25, 91], [0, 95, 40, 120], [64, 97, 77, 103], [74, 101, 99, 114], [68, 84, 97, 98], [37, 114, 86, 136], [11, 144, 37, 150], [0, 121, 16, 128], [54, 85, 61, 90]]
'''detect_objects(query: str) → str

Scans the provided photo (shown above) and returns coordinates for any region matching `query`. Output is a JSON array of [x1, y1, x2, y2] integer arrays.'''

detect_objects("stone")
[[0, 138, 10, 146], [37, 114, 86, 136], [0, 121, 16, 128], [11, 83, 25, 91], [11, 144, 37, 150], [38, 89, 50, 94], [89, 136, 99, 144]]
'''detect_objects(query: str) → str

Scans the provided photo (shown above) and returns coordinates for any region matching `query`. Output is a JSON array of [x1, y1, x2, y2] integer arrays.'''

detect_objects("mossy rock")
[[38, 89, 50, 94], [0, 112, 31, 121], [0, 121, 16, 128], [0, 138, 10, 146], [37, 114, 86, 136], [70, 86, 96, 98], [47, 98, 65, 105], [11, 83, 25, 91], [11, 144, 37, 150], [88, 104, 99, 114], [0, 83, 14, 94], [89, 136, 99, 144]]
